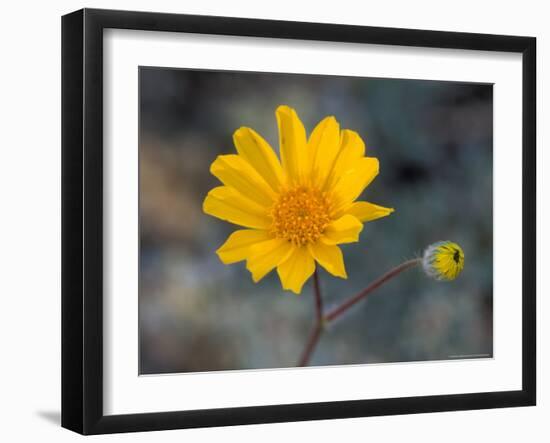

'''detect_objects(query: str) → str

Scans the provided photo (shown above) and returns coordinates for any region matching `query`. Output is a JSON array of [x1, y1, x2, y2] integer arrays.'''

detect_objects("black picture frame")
[[61, 8, 536, 435]]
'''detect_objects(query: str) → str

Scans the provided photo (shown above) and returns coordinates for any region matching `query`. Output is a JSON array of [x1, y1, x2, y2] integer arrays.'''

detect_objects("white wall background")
[[0, 0, 545, 441]]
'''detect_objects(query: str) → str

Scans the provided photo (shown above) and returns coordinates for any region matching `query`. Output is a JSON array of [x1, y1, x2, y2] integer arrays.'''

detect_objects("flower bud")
[[422, 241, 464, 281]]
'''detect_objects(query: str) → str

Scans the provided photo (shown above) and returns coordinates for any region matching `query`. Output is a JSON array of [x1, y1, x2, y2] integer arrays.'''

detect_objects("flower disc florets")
[[271, 186, 331, 246]]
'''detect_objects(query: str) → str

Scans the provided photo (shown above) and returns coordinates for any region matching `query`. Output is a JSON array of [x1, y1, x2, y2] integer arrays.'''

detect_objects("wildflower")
[[422, 241, 465, 281], [203, 105, 393, 294]]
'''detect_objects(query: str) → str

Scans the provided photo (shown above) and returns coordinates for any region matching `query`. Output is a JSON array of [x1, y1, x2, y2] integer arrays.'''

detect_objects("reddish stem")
[[297, 258, 421, 367], [298, 269, 324, 366], [324, 258, 421, 322], [297, 323, 323, 367], [313, 269, 323, 323]]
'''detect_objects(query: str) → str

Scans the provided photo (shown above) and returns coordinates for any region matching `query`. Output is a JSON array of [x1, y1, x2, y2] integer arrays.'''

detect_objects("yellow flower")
[[203, 105, 394, 294], [422, 241, 465, 281]]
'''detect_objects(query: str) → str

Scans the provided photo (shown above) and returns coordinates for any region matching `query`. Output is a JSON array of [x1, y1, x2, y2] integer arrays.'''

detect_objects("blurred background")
[[139, 67, 493, 374]]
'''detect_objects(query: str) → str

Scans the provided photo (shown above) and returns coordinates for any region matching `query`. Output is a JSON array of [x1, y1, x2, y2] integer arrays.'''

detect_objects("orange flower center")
[[271, 186, 331, 246]]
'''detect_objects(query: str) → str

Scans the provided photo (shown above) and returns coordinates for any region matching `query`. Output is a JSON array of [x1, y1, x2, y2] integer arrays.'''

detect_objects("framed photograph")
[[61, 8, 536, 435]]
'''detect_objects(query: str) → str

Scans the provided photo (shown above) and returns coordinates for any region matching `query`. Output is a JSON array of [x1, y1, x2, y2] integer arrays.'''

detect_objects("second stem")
[[298, 258, 421, 367]]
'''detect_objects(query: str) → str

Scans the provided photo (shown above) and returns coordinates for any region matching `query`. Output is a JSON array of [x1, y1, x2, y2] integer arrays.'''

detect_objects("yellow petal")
[[321, 214, 363, 245], [330, 157, 379, 215], [308, 116, 340, 187], [216, 229, 272, 264], [277, 246, 315, 294], [276, 105, 307, 185], [210, 154, 276, 206], [308, 242, 347, 278], [345, 201, 394, 222], [233, 127, 284, 192], [246, 238, 293, 282], [324, 129, 366, 190], [203, 186, 271, 229]]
